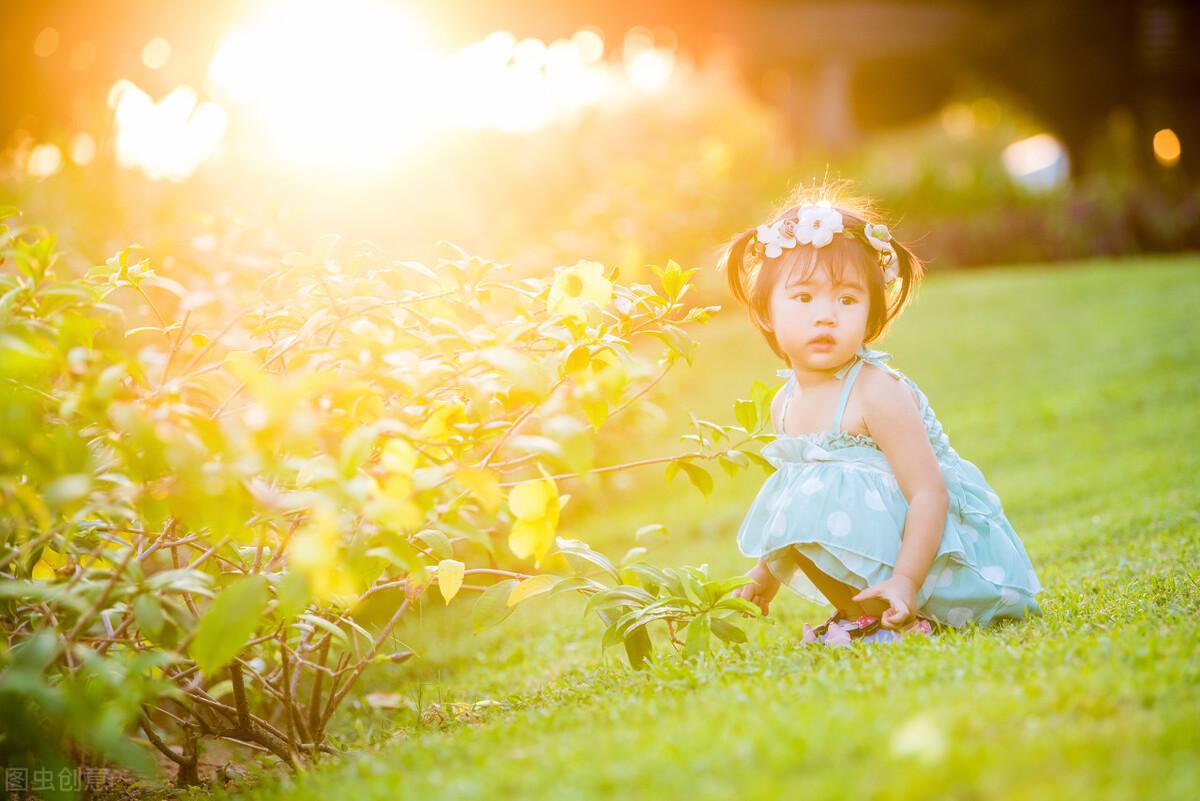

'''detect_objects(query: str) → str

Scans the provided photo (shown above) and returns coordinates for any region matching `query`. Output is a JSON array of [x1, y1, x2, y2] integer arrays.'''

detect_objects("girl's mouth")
[[808, 336, 836, 350]]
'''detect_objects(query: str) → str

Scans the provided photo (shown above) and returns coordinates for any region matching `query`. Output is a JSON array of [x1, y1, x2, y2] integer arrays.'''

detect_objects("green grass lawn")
[[201, 254, 1200, 801]]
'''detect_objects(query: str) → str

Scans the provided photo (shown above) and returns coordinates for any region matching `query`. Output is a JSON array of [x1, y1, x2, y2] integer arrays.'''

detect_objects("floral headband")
[[751, 202, 901, 285]]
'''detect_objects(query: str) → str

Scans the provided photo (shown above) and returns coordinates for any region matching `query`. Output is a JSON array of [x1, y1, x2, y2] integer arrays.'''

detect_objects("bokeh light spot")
[[1152, 128, 1181, 167], [27, 143, 63, 178], [33, 27, 60, 58], [70, 132, 96, 165], [142, 37, 172, 70]]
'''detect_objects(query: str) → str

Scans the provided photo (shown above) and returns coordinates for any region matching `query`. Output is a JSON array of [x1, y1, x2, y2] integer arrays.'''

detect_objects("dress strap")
[[833, 344, 893, 380], [832, 359, 865, 433], [773, 370, 794, 435], [775, 346, 893, 435]]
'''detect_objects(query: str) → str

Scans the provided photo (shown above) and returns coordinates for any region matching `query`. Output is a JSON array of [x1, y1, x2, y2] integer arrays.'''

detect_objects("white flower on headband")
[[751, 205, 899, 285], [755, 220, 796, 259], [795, 205, 845, 248], [863, 223, 891, 251], [864, 222, 900, 284]]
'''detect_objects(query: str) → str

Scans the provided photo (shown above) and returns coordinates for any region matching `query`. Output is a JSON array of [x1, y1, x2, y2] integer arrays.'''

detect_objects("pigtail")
[[885, 238, 925, 322], [719, 227, 757, 308]]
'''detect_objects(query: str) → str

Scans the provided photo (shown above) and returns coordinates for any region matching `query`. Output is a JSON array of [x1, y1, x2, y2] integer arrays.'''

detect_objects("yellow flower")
[[507, 464, 561, 566], [547, 260, 612, 321], [419, 400, 467, 443], [32, 546, 67, 580], [380, 438, 417, 476]]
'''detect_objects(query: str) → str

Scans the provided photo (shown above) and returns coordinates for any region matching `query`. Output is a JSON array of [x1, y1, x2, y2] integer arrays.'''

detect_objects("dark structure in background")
[[1, 0, 1195, 180]]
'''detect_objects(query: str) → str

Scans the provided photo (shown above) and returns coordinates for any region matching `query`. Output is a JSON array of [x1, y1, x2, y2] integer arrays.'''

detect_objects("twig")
[[320, 599, 410, 731], [65, 539, 139, 641], [140, 713, 189, 767]]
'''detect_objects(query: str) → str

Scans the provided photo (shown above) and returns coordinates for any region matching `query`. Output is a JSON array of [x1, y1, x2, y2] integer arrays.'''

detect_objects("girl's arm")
[[851, 369, 949, 628]]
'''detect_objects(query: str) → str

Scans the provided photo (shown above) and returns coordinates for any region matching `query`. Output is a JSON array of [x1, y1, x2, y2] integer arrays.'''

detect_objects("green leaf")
[[714, 597, 762, 617], [297, 613, 349, 646], [472, 579, 518, 633], [583, 585, 655, 617], [650, 324, 696, 366], [678, 461, 713, 499], [624, 562, 668, 595], [734, 399, 758, 432], [133, 594, 164, 640], [598, 608, 624, 648], [620, 546, 648, 568], [750, 379, 772, 424], [623, 624, 653, 670], [561, 342, 592, 376], [683, 614, 710, 659], [710, 616, 748, 644], [678, 570, 705, 607], [274, 572, 311, 621], [339, 425, 376, 478], [711, 575, 756, 596], [634, 523, 668, 544], [190, 575, 269, 676], [549, 575, 602, 595], [414, 529, 454, 561], [743, 451, 776, 476], [582, 398, 608, 428], [554, 540, 621, 583]]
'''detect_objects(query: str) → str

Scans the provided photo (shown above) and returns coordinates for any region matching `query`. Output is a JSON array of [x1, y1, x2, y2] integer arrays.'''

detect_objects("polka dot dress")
[[736, 345, 1044, 630]]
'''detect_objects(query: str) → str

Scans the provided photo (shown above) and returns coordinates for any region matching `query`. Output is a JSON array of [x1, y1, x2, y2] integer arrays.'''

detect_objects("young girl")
[[722, 189, 1044, 645]]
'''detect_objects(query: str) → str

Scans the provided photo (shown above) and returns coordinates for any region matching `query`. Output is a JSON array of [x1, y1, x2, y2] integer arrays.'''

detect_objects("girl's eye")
[[839, 296, 858, 305], [791, 293, 811, 302]]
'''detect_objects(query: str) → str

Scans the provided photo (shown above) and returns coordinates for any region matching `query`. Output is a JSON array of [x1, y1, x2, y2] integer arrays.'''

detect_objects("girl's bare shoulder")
[[858, 363, 921, 411]]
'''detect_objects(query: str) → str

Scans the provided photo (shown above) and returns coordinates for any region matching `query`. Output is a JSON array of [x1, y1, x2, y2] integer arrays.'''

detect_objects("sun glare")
[[203, 0, 668, 167], [111, 82, 228, 182], [95, 1, 676, 177], [207, 0, 440, 165]]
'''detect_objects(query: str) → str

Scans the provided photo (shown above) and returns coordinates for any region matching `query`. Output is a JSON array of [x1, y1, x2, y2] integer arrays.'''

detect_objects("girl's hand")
[[732, 560, 781, 616], [852, 574, 918, 630]]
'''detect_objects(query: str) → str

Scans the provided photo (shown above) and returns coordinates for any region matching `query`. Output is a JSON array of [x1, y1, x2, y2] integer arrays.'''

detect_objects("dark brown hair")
[[719, 182, 925, 364]]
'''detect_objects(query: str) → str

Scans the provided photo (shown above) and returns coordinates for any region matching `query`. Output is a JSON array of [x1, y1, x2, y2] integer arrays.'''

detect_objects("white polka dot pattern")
[[980, 565, 1005, 583], [826, 511, 852, 538]]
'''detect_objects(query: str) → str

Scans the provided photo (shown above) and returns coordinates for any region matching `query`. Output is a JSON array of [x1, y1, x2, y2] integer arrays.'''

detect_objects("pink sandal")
[[801, 609, 936, 646]]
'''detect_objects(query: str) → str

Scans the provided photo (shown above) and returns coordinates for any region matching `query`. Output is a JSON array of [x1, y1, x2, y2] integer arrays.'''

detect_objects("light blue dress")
[[737, 345, 1044, 629]]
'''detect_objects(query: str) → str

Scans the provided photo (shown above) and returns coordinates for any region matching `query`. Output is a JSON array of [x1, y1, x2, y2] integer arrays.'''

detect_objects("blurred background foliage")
[[1, 0, 1196, 301]]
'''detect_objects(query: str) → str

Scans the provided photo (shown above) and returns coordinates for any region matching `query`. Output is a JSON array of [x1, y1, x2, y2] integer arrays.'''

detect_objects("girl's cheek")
[[775, 319, 807, 347]]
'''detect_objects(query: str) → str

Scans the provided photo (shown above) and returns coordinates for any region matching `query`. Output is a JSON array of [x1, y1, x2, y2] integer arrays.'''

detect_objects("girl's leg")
[[792, 547, 890, 619]]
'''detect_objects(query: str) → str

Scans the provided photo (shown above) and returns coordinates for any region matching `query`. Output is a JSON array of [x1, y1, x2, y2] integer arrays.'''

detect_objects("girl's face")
[[763, 259, 869, 373]]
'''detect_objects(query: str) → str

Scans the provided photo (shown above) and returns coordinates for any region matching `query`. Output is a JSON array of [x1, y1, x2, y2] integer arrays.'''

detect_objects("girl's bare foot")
[[732, 560, 781, 616]]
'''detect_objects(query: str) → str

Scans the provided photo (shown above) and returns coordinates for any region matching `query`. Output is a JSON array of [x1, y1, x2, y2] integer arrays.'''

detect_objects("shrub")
[[0, 207, 768, 788]]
